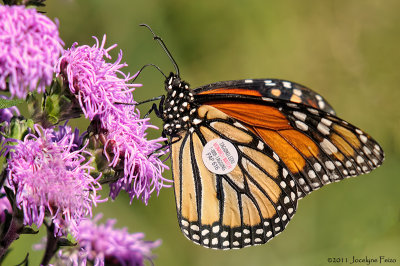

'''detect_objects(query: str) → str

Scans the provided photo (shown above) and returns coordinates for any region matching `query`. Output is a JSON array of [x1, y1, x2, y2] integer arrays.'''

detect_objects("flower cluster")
[[58, 215, 161, 266], [0, 5, 64, 98], [0, 4, 166, 263], [56, 36, 139, 121], [4, 125, 101, 236], [56, 36, 170, 204]]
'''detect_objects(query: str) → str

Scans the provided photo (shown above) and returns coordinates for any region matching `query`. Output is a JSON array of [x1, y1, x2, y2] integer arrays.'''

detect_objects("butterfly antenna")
[[140, 24, 180, 77], [132, 63, 167, 84]]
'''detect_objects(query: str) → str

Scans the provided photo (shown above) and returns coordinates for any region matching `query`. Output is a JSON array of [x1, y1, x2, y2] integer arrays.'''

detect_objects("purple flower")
[[56, 36, 170, 204], [59, 215, 161, 266], [0, 189, 12, 223], [0, 96, 20, 123], [0, 5, 64, 99], [4, 124, 101, 236], [0, 95, 21, 143], [51, 122, 86, 152], [55, 35, 141, 122], [102, 109, 170, 204]]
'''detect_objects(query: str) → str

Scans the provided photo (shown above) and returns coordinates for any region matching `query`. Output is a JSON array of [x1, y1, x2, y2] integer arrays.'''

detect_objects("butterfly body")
[[162, 74, 196, 136], [158, 73, 384, 250]]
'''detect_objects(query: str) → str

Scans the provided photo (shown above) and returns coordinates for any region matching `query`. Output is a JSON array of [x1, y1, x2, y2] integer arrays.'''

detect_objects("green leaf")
[[20, 227, 39, 235], [0, 98, 24, 109], [57, 237, 76, 247]]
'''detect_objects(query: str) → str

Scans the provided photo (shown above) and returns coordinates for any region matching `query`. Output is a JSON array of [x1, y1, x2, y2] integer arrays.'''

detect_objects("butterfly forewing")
[[193, 79, 384, 199], [196, 78, 336, 115], [171, 105, 298, 249]]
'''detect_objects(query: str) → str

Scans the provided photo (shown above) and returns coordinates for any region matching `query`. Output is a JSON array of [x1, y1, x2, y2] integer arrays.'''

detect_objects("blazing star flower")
[[0, 95, 21, 144], [0, 96, 20, 123], [56, 35, 170, 204], [55, 35, 141, 122], [4, 124, 101, 236], [58, 215, 161, 266], [0, 5, 64, 99], [101, 108, 170, 204], [0, 189, 12, 224]]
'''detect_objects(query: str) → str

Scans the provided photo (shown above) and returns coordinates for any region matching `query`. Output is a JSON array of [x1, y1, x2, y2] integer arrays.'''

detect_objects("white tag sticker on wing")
[[202, 138, 239, 175]]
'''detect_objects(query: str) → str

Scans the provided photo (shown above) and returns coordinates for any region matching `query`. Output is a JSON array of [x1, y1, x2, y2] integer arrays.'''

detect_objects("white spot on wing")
[[264, 80, 275, 85], [295, 120, 308, 131], [307, 108, 319, 115], [293, 89, 302, 96], [320, 139, 338, 155], [293, 111, 307, 121], [202, 229, 209, 236], [212, 226, 220, 233], [262, 97, 273, 102], [257, 141, 264, 150], [193, 118, 202, 125], [283, 168, 288, 178], [282, 81, 292, 88], [191, 225, 199, 231], [181, 220, 189, 227], [284, 196, 289, 204], [308, 170, 316, 179], [317, 122, 330, 135], [360, 135, 368, 143], [321, 118, 332, 126], [325, 161, 335, 170]]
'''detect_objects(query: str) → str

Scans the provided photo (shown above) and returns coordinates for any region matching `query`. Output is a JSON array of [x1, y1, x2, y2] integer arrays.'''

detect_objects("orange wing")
[[202, 99, 384, 198]]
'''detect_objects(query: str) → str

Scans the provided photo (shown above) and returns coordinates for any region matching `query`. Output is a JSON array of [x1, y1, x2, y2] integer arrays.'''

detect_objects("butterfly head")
[[162, 73, 196, 136]]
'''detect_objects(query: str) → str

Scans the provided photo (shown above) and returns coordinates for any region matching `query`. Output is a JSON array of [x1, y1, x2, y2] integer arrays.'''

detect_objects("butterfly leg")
[[143, 95, 165, 118], [147, 134, 182, 157]]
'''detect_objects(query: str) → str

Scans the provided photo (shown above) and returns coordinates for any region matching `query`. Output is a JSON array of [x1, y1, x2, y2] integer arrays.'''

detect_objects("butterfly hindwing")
[[171, 105, 298, 249]]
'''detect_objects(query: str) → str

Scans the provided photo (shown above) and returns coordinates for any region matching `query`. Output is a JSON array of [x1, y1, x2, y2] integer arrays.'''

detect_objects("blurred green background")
[[5, 0, 400, 265]]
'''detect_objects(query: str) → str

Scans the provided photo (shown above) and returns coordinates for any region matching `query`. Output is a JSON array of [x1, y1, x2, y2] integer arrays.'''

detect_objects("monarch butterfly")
[[140, 25, 384, 250]]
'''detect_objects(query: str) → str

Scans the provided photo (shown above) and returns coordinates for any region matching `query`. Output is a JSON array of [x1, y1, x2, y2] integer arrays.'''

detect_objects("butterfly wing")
[[171, 104, 298, 249], [196, 78, 336, 115], [194, 79, 384, 199]]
